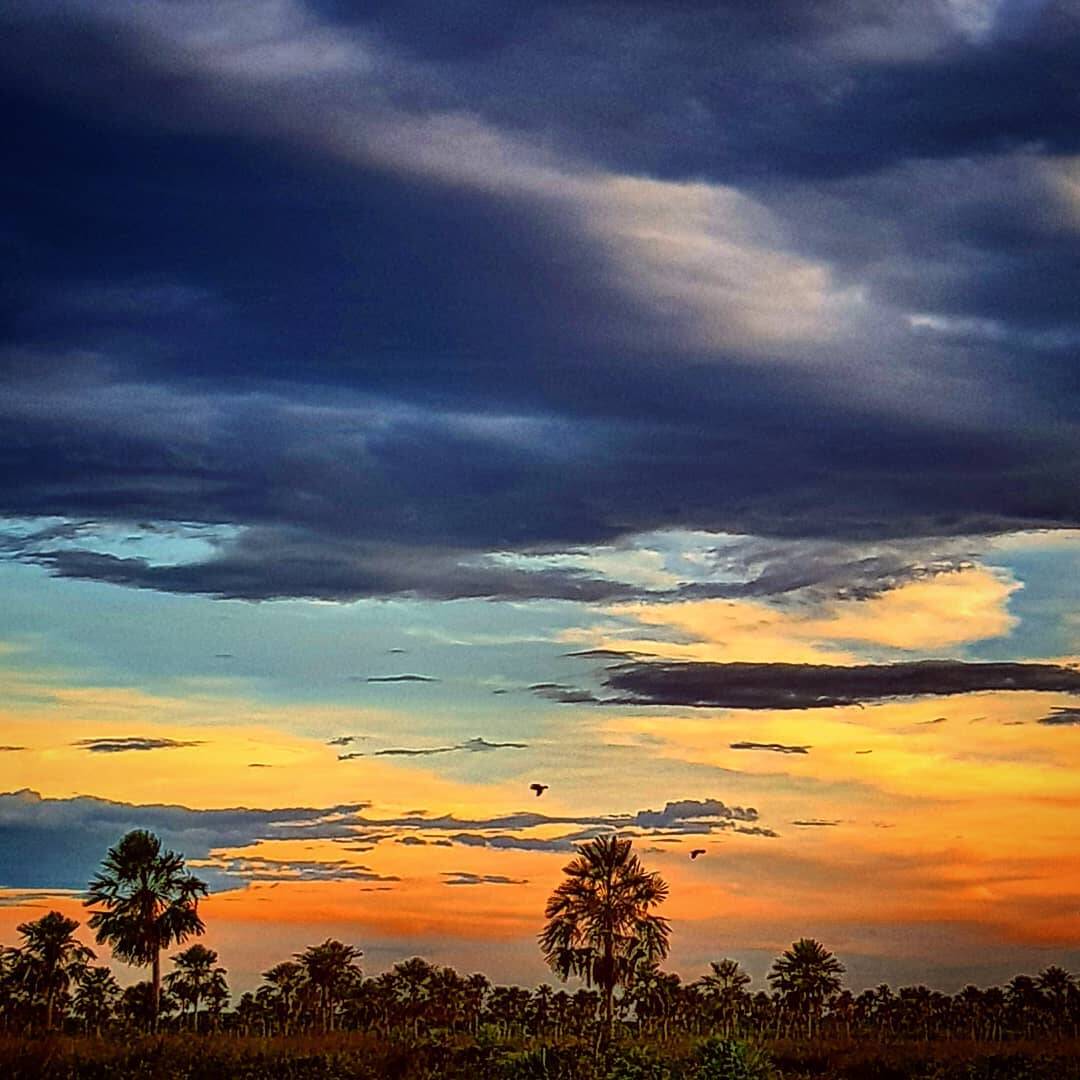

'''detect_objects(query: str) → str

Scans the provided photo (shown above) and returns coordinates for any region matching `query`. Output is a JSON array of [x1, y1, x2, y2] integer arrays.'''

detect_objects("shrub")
[[694, 1037, 774, 1080]]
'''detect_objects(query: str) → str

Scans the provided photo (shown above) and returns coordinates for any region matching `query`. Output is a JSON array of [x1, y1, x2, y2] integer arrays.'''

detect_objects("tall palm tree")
[[1005, 974, 1044, 1040], [15, 910, 96, 1030], [391, 956, 436, 1038], [1036, 965, 1077, 1037], [72, 965, 120, 1035], [203, 970, 230, 1032], [84, 829, 207, 1031], [165, 943, 226, 1032], [463, 972, 490, 1036], [295, 939, 362, 1031], [262, 960, 306, 1035], [696, 958, 751, 1036], [767, 938, 845, 1039], [539, 834, 670, 1044], [234, 991, 265, 1037]]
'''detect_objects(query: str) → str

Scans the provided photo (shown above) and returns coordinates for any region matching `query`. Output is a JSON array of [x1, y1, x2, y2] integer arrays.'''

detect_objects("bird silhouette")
[[530, 783, 549, 797], [855, 749, 873, 755], [689, 848, 706, 860]]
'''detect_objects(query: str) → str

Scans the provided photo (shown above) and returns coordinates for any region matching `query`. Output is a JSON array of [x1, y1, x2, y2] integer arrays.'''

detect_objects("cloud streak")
[[730, 742, 811, 755], [339, 737, 528, 759], [72, 736, 204, 753], [603, 660, 1080, 710]]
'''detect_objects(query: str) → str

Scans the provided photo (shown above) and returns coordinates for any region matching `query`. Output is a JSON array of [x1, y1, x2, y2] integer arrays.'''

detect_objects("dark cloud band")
[[603, 660, 1080, 710]]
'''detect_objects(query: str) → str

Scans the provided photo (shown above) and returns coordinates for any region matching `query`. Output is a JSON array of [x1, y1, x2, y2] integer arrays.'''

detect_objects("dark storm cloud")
[[678, 538, 982, 603], [604, 661, 1080, 710], [3, 0, 1080, 605], [341, 1, 1080, 180], [72, 736, 204, 754]]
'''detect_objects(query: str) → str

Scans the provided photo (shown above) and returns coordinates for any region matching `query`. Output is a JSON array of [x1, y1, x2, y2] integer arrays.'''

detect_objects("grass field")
[[4, 1033, 1080, 1079]]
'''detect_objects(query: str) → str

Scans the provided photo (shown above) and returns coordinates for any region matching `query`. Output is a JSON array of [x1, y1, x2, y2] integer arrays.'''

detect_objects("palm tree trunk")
[[152, 948, 161, 1033], [45, 988, 55, 1032]]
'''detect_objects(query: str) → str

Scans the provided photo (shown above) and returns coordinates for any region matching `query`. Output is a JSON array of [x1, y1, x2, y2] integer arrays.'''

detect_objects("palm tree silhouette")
[[539, 834, 670, 1046], [696, 958, 751, 1036], [262, 960, 306, 1035], [295, 939, 362, 1032], [1037, 965, 1076, 1037], [165, 943, 227, 1032], [15, 910, 95, 1030], [72, 965, 120, 1035], [84, 829, 207, 1031], [119, 980, 179, 1031], [768, 937, 844, 1039]]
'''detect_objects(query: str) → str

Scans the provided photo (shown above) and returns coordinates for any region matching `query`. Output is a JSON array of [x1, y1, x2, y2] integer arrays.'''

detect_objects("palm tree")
[[768, 938, 844, 1039], [72, 965, 120, 1035], [233, 991, 259, 1036], [165, 943, 226, 1032], [262, 960, 306, 1035], [463, 972, 490, 1036], [539, 834, 670, 1045], [1037, 965, 1077, 1037], [1005, 974, 1044, 1040], [84, 829, 208, 1031], [391, 956, 436, 1038], [696, 958, 751, 1036], [295, 939, 362, 1031], [15, 910, 96, 1030], [203, 971, 230, 1032], [119, 980, 177, 1031]]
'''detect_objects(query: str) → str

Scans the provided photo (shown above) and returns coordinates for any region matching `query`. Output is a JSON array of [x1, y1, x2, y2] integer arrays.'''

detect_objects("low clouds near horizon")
[[0, 790, 777, 893]]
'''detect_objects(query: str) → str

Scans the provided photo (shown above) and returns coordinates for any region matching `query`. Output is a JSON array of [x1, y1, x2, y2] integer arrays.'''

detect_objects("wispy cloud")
[[191, 855, 400, 884], [339, 736, 528, 759], [730, 741, 811, 755], [72, 736, 204, 753], [1038, 707, 1080, 726], [361, 674, 440, 684], [442, 872, 528, 887]]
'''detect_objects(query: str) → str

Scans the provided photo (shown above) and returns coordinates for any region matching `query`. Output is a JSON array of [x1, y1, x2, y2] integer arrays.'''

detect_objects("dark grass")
[[3, 1034, 1080, 1079]]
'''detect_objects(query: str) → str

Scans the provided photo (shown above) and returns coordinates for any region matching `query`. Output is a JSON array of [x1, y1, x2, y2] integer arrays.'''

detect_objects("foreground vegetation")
[[3, 830, 1078, 1076], [4, 1032, 1080, 1080]]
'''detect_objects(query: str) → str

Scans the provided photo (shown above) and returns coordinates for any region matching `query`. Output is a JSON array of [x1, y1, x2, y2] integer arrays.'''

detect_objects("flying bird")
[[855, 749, 873, 754], [689, 848, 706, 860], [530, 783, 549, 797]]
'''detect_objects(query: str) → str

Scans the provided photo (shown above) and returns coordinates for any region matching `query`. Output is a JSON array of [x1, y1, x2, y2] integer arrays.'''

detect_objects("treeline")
[[3, 908, 1079, 1045]]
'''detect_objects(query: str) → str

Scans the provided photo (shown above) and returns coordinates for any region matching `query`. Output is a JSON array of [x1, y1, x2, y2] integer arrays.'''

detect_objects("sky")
[[2, 0, 1080, 997]]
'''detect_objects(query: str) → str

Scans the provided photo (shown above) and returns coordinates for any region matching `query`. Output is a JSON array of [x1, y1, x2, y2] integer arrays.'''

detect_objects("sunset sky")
[[3, 0, 1080, 997]]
